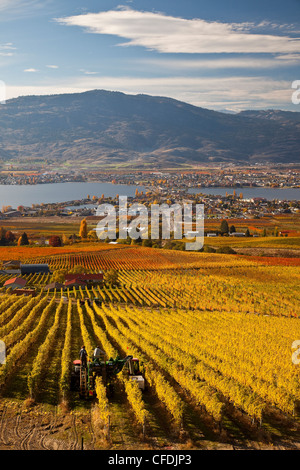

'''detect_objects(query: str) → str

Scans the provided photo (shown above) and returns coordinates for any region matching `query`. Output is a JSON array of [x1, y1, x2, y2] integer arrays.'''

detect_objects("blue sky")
[[0, 0, 300, 111]]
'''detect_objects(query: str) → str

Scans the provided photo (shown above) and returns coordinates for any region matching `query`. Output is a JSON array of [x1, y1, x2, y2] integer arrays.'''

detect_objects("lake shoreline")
[[0, 181, 298, 210]]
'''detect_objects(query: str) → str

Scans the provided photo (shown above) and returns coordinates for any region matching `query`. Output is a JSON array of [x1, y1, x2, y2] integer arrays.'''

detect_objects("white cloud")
[[0, 42, 16, 56], [0, 0, 17, 10], [4, 75, 294, 111], [276, 53, 300, 60], [0, 42, 15, 49], [138, 56, 300, 71], [80, 69, 98, 75], [0, 0, 44, 13], [24, 68, 38, 72], [56, 8, 300, 54], [46, 65, 59, 69]]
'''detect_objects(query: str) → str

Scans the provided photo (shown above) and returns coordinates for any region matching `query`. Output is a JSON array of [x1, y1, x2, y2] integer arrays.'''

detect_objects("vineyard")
[[0, 244, 299, 450]]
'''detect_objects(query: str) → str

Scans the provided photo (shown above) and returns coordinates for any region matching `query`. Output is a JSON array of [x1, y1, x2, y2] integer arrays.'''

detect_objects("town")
[[0, 164, 299, 189], [0, 179, 298, 222]]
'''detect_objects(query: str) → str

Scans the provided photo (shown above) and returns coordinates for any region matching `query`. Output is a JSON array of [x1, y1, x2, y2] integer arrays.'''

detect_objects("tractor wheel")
[[106, 383, 114, 398]]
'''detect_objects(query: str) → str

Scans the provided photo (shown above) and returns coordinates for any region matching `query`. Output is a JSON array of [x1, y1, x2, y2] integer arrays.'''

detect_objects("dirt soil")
[[1, 400, 299, 451], [234, 247, 300, 257]]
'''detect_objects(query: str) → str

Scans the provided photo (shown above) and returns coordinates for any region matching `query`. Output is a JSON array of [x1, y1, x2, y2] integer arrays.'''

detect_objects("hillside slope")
[[0, 90, 299, 166]]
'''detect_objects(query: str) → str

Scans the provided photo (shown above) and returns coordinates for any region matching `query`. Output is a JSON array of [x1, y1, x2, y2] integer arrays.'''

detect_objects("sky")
[[0, 0, 300, 112]]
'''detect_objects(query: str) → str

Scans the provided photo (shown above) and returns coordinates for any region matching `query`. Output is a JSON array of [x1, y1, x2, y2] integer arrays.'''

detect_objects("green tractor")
[[71, 355, 145, 399]]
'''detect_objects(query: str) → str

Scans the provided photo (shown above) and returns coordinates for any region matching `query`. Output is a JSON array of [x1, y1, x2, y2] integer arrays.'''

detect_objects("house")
[[14, 288, 36, 297], [251, 197, 267, 203], [64, 273, 103, 283], [44, 282, 64, 292], [4, 277, 27, 290], [0, 269, 21, 275], [206, 233, 217, 237], [2, 260, 21, 269], [3, 210, 21, 218], [229, 232, 246, 237], [186, 231, 202, 238], [64, 279, 87, 288], [279, 230, 291, 236], [20, 264, 50, 275]]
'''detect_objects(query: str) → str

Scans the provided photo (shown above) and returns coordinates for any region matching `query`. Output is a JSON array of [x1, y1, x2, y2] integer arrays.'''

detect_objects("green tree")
[[0, 227, 7, 246], [220, 219, 229, 235], [51, 269, 67, 283], [142, 239, 152, 247], [104, 269, 119, 286], [69, 265, 86, 274], [18, 232, 29, 246]]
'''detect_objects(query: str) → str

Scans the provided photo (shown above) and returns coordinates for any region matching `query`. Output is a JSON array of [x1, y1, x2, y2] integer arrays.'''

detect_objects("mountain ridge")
[[0, 89, 299, 167]]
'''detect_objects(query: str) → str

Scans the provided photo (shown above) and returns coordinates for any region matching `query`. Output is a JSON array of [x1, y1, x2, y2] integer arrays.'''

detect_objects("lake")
[[0, 182, 298, 210], [188, 186, 300, 201], [0, 182, 146, 209]]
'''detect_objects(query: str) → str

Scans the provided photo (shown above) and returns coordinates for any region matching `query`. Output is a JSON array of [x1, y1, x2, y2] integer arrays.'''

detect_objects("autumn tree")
[[79, 218, 88, 239], [104, 269, 119, 286], [62, 234, 70, 245], [69, 265, 86, 274], [49, 235, 62, 247], [5, 231, 15, 244], [2, 205, 12, 213], [87, 230, 98, 241], [18, 232, 29, 246], [51, 269, 67, 283]]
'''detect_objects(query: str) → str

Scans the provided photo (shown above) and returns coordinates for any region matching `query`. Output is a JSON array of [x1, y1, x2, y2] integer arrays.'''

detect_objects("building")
[[44, 282, 64, 292], [64, 279, 87, 289], [64, 273, 103, 283], [14, 289, 36, 297], [2, 260, 21, 269], [3, 210, 21, 218], [4, 277, 27, 290], [20, 264, 50, 275], [229, 232, 246, 237]]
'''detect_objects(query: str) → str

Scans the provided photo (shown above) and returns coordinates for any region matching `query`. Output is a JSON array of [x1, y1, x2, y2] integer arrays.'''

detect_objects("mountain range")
[[0, 89, 299, 167]]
